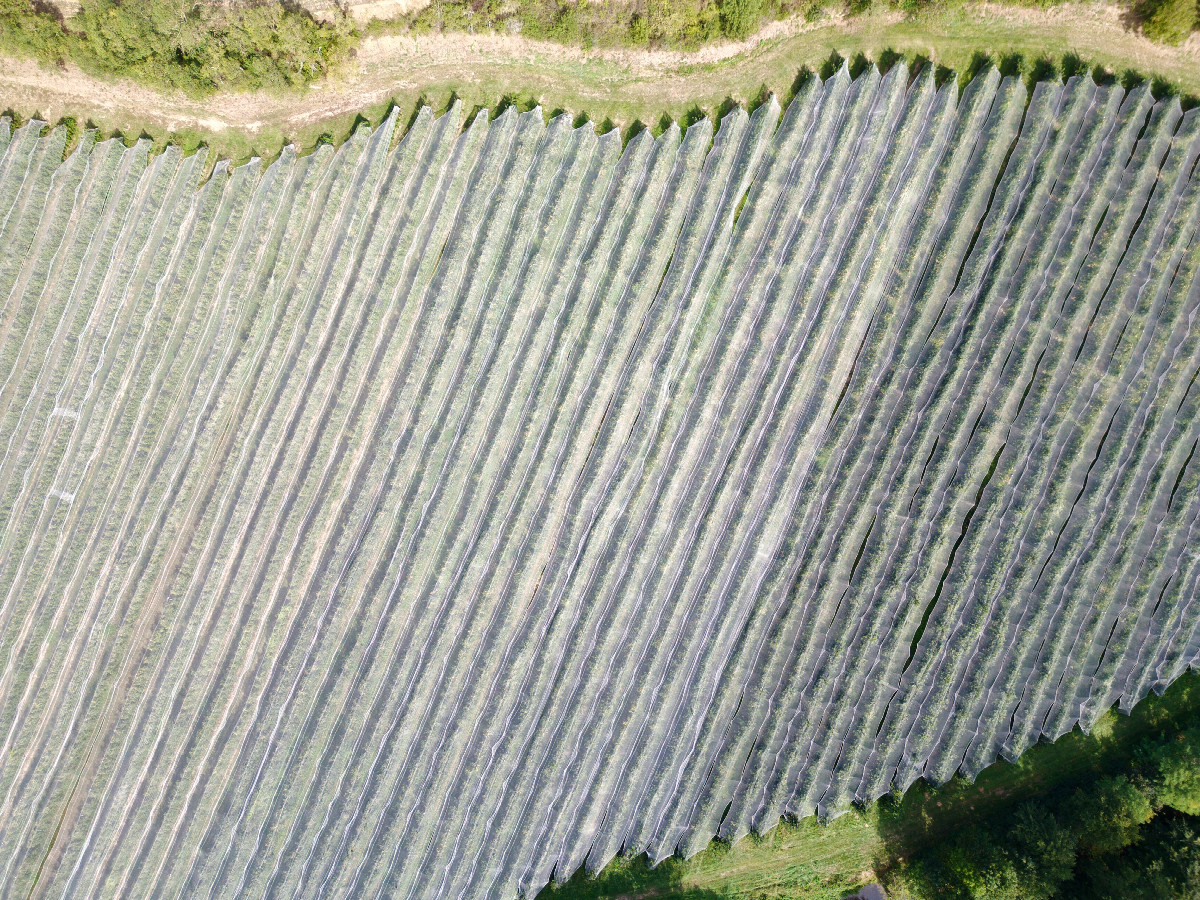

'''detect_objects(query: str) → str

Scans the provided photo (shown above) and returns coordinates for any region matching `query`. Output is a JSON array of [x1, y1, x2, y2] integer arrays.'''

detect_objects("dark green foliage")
[[899, 720, 1200, 899], [0, 0, 71, 64], [1065, 775, 1154, 854], [1139, 724, 1200, 814], [543, 853, 727, 900], [628, 11, 649, 43], [1008, 802, 1078, 889], [1065, 813, 1200, 899], [918, 826, 1028, 899], [718, 0, 762, 39], [906, 805, 1073, 900], [522, 1, 582, 43], [77, 0, 354, 93], [59, 114, 80, 156], [0, 0, 354, 95], [1141, 0, 1198, 44]]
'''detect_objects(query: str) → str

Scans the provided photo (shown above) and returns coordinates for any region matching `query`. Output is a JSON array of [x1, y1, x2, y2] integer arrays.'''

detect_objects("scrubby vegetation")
[[0, 0, 71, 64], [894, 722, 1200, 899], [1140, 0, 1198, 43], [400, 0, 738, 47], [1, 0, 1197, 100], [399, 0, 893, 47], [0, 0, 354, 94], [393, 0, 1198, 50]]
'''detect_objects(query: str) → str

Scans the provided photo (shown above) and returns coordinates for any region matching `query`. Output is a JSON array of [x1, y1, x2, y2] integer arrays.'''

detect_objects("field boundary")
[[1, 1, 1198, 164]]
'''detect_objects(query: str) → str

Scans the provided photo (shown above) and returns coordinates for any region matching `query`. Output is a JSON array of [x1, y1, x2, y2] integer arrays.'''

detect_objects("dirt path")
[[1, 1, 1197, 161]]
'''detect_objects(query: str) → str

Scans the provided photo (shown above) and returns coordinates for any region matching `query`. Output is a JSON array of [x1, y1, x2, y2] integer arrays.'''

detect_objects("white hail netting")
[[0, 64, 1198, 900]]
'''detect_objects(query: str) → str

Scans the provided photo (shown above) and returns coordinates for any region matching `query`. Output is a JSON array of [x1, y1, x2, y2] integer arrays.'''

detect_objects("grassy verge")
[[540, 669, 1200, 899], [2, 3, 1198, 168]]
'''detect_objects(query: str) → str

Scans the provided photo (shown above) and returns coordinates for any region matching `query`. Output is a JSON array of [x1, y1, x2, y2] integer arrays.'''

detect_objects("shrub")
[[0, 0, 71, 64], [1068, 813, 1200, 899], [1141, 0, 1198, 44], [1139, 726, 1200, 815], [0, 0, 356, 96], [898, 723, 1200, 900], [1007, 802, 1077, 889], [628, 11, 650, 43], [1066, 775, 1155, 855], [719, 0, 762, 40]]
